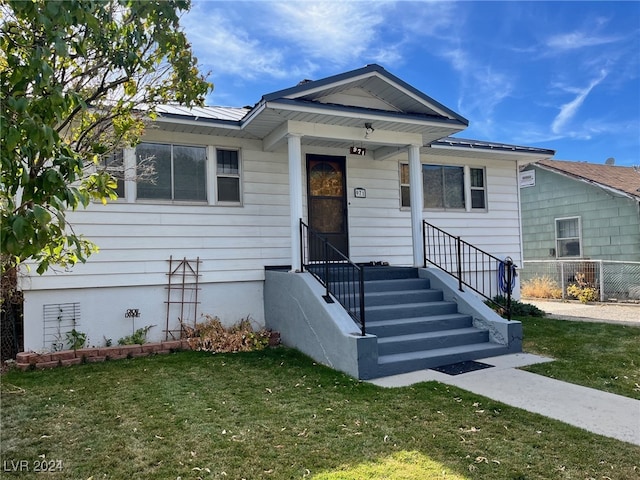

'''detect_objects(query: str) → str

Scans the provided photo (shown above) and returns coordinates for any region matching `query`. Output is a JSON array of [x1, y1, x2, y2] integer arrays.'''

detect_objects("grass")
[[519, 316, 640, 399], [2, 346, 639, 480]]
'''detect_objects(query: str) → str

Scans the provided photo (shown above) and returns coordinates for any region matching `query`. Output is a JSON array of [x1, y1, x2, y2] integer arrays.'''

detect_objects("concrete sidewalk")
[[370, 353, 640, 446]]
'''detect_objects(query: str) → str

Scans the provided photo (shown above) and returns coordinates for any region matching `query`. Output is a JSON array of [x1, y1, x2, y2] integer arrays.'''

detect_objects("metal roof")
[[431, 137, 555, 156], [155, 104, 249, 122], [148, 65, 553, 160]]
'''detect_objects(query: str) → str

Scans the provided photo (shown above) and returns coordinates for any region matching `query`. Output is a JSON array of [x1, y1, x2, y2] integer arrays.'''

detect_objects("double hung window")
[[556, 217, 581, 257], [216, 149, 240, 203], [100, 150, 125, 198]]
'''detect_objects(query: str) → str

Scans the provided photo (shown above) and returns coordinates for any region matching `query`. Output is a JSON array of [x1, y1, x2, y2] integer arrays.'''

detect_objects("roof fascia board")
[[366, 69, 468, 124], [534, 164, 639, 201], [261, 64, 382, 101], [265, 99, 467, 130], [154, 112, 242, 130], [425, 145, 549, 163], [430, 143, 554, 160]]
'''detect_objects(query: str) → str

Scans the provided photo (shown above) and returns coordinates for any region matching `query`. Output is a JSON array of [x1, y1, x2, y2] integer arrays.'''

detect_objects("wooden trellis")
[[165, 256, 201, 340]]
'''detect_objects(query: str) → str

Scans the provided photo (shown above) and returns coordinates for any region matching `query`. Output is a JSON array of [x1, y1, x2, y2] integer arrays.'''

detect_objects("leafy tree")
[[0, 0, 212, 274]]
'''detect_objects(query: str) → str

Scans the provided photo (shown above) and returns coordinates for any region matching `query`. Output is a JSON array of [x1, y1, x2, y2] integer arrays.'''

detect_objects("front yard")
[[1, 319, 639, 479]]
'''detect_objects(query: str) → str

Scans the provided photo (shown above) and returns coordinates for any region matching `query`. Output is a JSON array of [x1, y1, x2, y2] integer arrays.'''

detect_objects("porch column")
[[288, 133, 303, 272], [408, 144, 424, 267]]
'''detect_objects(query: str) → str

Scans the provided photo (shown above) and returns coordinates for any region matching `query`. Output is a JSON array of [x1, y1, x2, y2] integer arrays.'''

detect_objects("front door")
[[307, 154, 349, 260]]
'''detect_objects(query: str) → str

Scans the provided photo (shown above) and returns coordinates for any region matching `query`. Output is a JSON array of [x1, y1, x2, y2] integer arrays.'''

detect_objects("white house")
[[20, 65, 554, 378]]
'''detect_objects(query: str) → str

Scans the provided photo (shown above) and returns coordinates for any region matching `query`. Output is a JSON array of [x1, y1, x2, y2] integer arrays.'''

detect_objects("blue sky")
[[182, 1, 640, 166]]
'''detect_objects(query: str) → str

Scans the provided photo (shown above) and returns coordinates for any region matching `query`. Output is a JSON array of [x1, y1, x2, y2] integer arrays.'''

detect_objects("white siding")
[[23, 141, 521, 290], [343, 149, 522, 267], [21, 133, 523, 351], [24, 132, 292, 291], [22, 281, 265, 352]]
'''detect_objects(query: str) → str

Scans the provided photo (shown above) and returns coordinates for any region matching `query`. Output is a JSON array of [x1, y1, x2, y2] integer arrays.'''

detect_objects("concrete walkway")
[[371, 353, 640, 446], [526, 299, 640, 326]]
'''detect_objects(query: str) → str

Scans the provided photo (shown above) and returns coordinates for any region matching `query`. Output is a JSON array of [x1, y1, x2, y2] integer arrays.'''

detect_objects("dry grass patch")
[[521, 276, 562, 299]]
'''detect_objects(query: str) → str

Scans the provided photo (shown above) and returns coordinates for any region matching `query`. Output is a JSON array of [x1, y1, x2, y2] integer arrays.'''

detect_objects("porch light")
[[364, 123, 374, 138]]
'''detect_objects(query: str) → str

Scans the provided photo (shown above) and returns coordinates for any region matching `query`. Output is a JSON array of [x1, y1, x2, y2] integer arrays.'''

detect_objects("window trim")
[[128, 142, 243, 206], [134, 141, 209, 204], [468, 166, 487, 211], [214, 147, 243, 206], [555, 216, 582, 258], [399, 163, 410, 209], [399, 162, 487, 212], [98, 149, 125, 200]]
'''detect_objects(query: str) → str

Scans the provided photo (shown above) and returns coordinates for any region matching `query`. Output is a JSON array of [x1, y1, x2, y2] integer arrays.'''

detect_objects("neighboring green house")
[[519, 159, 640, 300], [520, 159, 640, 261]]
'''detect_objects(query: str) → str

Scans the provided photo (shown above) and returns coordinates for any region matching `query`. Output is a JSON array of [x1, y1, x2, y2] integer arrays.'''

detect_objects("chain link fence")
[[521, 260, 640, 302]]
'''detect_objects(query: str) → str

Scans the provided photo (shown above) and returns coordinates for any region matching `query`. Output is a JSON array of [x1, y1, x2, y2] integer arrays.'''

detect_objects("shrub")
[[118, 325, 154, 345], [65, 329, 87, 350], [521, 275, 562, 299], [181, 315, 271, 353], [567, 273, 599, 303], [486, 296, 545, 317]]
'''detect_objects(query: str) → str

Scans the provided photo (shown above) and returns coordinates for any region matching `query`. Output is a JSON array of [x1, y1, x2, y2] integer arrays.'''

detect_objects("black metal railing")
[[300, 220, 366, 335], [423, 221, 516, 320]]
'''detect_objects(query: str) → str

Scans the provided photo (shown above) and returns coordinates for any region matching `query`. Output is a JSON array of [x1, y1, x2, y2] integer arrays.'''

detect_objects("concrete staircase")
[[355, 266, 509, 377]]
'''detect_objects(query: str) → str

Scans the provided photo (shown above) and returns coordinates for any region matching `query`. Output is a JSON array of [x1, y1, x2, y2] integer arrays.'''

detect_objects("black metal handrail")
[[423, 221, 516, 320], [300, 220, 366, 336]]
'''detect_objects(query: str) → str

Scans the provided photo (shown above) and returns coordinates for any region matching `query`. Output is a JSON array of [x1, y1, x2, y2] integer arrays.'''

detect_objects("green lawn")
[[2, 341, 639, 479], [520, 316, 640, 399]]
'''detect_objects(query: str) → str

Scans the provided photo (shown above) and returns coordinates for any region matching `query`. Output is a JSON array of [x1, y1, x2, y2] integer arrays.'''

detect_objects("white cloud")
[[440, 48, 514, 137], [545, 30, 623, 52], [181, 4, 314, 83], [551, 69, 608, 134], [269, 2, 390, 66]]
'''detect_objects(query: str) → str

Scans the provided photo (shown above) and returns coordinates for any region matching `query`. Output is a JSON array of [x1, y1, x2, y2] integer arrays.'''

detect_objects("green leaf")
[[33, 205, 52, 226], [11, 216, 28, 241]]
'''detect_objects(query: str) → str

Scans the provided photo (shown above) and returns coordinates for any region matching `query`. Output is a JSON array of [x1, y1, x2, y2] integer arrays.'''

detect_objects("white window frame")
[[134, 142, 209, 204], [468, 166, 487, 211], [555, 216, 582, 258], [94, 149, 125, 201], [400, 162, 487, 212], [399, 163, 410, 208], [213, 147, 242, 206]]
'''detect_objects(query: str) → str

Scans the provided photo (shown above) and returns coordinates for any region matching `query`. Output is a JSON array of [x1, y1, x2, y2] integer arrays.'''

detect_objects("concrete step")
[[364, 277, 431, 293], [365, 289, 443, 307], [376, 343, 510, 378], [377, 327, 490, 356], [306, 265, 418, 283], [365, 301, 458, 322], [362, 266, 418, 281], [366, 313, 473, 337]]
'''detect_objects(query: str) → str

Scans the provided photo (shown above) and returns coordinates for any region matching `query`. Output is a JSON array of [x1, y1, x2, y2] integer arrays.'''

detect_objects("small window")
[[100, 150, 125, 198], [556, 217, 581, 257], [136, 143, 207, 202], [216, 149, 241, 203], [400, 163, 410, 207], [470, 167, 486, 210]]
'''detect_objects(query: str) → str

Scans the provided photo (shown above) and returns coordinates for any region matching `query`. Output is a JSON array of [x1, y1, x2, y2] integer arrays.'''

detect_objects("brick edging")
[[15, 332, 281, 370], [15, 340, 190, 370]]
